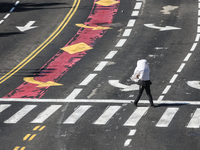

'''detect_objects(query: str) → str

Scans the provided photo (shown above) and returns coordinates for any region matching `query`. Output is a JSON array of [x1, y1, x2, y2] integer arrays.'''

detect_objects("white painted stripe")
[[187, 108, 200, 128], [122, 29, 132, 36], [184, 53, 192, 61], [157, 95, 164, 102], [31, 105, 62, 123], [115, 39, 127, 47], [198, 18, 200, 25], [66, 88, 82, 99], [169, 74, 178, 83], [134, 2, 142, 10], [105, 51, 118, 59], [79, 74, 97, 86], [4, 13, 10, 19], [199, 3, 200, 8], [94, 106, 121, 125], [94, 61, 108, 71], [63, 105, 91, 124], [177, 63, 185, 72], [195, 34, 200, 41], [128, 129, 136, 136], [190, 43, 197, 51], [15, 1, 20, 5], [123, 107, 148, 126], [0, 20, 4, 24], [198, 10, 200, 16], [198, 26, 200, 33], [131, 11, 139, 16], [0, 104, 11, 113], [9, 7, 15, 12], [162, 85, 171, 94], [124, 139, 132, 147], [156, 108, 179, 127], [127, 19, 136, 27], [4, 105, 37, 124]]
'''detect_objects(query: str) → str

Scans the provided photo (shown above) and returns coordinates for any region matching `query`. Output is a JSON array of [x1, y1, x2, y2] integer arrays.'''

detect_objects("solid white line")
[[63, 105, 91, 124], [127, 19, 136, 27], [195, 34, 200, 41], [162, 85, 171, 94], [184, 53, 192, 61], [187, 108, 200, 128], [31, 105, 62, 123], [94, 61, 108, 71], [122, 29, 132, 36], [66, 88, 82, 99], [79, 74, 97, 86], [177, 63, 185, 72], [134, 2, 142, 10], [124, 107, 148, 126], [4, 13, 10, 19], [105, 51, 118, 59], [9, 7, 15, 12], [0, 104, 11, 113], [190, 43, 197, 51], [115, 39, 127, 47], [94, 106, 121, 125], [131, 11, 139, 16], [4, 105, 37, 124], [169, 74, 178, 83], [156, 108, 179, 127]]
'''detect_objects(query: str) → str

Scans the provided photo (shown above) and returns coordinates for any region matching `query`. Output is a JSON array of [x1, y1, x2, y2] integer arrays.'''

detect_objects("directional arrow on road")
[[144, 24, 181, 31], [16, 21, 38, 32], [187, 81, 200, 90], [108, 80, 139, 91], [23, 77, 63, 87]]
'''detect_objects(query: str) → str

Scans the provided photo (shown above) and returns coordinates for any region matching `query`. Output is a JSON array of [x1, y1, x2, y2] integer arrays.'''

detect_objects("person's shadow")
[[156, 103, 189, 107]]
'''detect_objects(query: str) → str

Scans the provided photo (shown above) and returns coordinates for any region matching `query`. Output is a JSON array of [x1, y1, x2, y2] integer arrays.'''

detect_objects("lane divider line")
[[79, 74, 97, 86]]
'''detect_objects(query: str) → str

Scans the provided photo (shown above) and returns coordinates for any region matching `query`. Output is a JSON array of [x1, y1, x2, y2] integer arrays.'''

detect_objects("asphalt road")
[[0, 0, 200, 149]]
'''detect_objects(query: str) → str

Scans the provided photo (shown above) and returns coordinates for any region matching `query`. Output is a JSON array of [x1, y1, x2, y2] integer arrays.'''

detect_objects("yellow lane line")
[[0, 0, 81, 84]]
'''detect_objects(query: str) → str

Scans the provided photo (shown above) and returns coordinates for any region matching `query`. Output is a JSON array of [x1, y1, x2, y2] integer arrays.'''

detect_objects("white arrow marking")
[[144, 24, 181, 31], [108, 80, 139, 91], [16, 21, 38, 32], [187, 81, 200, 90]]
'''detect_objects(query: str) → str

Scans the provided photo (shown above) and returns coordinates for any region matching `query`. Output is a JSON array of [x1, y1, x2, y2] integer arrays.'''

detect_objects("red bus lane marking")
[[4, 0, 120, 98]]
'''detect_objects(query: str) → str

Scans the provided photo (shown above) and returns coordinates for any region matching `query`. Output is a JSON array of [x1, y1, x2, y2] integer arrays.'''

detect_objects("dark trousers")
[[134, 85, 154, 106]]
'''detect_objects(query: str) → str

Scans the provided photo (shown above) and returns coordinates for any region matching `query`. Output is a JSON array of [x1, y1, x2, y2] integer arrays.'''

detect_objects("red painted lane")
[[4, 0, 120, 98]]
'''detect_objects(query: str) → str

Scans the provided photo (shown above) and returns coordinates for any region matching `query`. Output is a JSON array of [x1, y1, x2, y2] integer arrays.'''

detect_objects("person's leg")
[[134, 85, 144, 105], [145, 86, 154, 106]]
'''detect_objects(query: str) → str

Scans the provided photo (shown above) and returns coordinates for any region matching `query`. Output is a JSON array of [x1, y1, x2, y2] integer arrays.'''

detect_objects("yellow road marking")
[[33, 125, 46, 131], [76, 23, 112, 30], [95, 0, 119, 6], [23, 134, 31, 141], [38, 126, 46, 131], [23, 77, 63, 87], [28, 134, 37, 141], [61, 42, 93, 54], [0, 0, 81, 84], [14, 147, 20, 150]]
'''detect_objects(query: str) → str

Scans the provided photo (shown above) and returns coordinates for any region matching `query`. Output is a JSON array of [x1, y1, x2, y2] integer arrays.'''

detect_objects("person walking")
[[130, 59, 155, 107]]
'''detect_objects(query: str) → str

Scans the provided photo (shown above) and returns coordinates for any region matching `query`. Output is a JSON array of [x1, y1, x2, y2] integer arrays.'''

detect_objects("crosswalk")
[[0, 104, 200, 128]]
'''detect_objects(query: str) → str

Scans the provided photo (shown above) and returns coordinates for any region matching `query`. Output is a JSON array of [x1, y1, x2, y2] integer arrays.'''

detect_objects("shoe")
[[150, 105, 156, 108], [131, 101, 137, 107]]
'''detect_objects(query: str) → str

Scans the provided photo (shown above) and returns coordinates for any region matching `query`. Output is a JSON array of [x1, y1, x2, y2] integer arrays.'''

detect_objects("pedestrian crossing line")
[[0, 104, 11, 113], [93, 106, 121, 125], [4, 105, 37, 124], [31, 105, 62, 123], [156, 108, 179, 127], [63, 105, 92, 124], [123, 107, 149, 126], [187, 108, 200, 128]]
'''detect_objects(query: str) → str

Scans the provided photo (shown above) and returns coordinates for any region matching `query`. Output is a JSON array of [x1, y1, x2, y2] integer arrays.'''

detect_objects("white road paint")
[[183, 53, 192, 61], [156, 108, 179, 127], [195, 34, 200, 41], [124, 107, 148, 126], [122, 29, 132, 36], [169, 74, 178, 83], [94, 106, 121, 125], [31, 105, 62, 123], [177, 63, 185, 72], [16, 21, 38, 32], [187, 108, 200, 128], [115, 39, 127, 47], [94, 61, 108, 71], [144, 24, 181, 31], [105, 51, 118, 59], [187, 81, 200, 90], [9, 7, 15, 12], [63, 105, 91, 124], [66, 88, 83, 99], [4, 105, 37, 124], [162, 85, 171, 94], [131, 11, 139, 16], [109, 80, 139, 91], [134, 2, 142, 10], [127, 19, 136, 27], [124, 139, 132, 147], [4, 14, 10, 19], [190, 43, 197, 51], [160, 5, 178, 15], [79, 74, 97, 86], [0, 104, 11, 113]]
